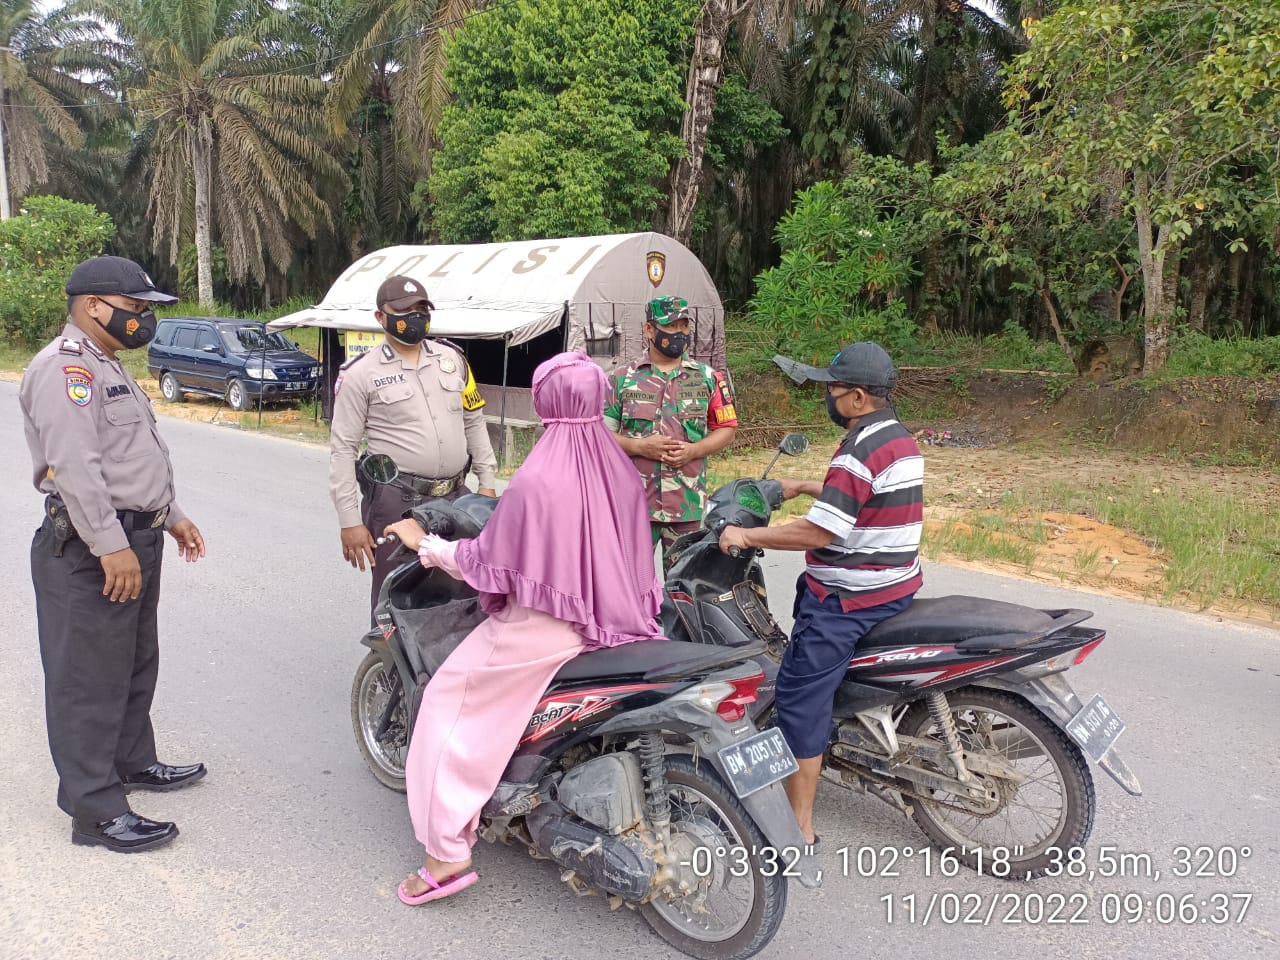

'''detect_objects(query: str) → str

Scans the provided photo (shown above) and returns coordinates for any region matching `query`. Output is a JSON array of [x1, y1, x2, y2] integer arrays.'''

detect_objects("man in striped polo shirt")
[[718, 342, 923, 845]]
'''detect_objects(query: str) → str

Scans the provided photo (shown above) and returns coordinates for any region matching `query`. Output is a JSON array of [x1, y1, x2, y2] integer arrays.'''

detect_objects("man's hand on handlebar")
[[383, 518, 427, 553], [718, 525, 752, 558], [779, 478, 823, 501], [341, 525, 377, 570]]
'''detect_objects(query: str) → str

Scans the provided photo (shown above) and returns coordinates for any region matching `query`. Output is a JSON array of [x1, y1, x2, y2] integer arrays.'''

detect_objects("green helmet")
[[647, 295, 690, 325]]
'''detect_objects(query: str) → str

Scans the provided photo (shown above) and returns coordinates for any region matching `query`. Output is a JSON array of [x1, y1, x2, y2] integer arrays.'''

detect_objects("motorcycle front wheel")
[[900, 686, 1095, 878], [351, 651, 409, 792], [641, 755, 787, 960]]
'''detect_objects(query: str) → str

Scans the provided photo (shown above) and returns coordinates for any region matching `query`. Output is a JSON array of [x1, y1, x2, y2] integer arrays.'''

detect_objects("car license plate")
[[716, 728, 799, 798], [1066, 694, 1125, 762], [287, 381, 305, 390]]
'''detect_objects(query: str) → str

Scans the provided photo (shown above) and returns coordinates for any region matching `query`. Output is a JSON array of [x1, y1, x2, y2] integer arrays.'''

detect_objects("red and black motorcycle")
[[660, 433, 1143, 879], [349, 456, 818, 960]]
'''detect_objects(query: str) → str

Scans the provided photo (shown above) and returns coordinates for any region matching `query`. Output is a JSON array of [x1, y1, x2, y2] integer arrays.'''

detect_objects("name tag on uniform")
[[372, 374, 406, 388], [677, 386, 708, 401], [621, 389, 659, 403], [106, 384, 131, 399]]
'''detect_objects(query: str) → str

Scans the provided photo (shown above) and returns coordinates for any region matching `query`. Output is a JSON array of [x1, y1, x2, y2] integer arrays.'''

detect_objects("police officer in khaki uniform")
[[329, 276, 498, 615], [20, 256, 208, 854]]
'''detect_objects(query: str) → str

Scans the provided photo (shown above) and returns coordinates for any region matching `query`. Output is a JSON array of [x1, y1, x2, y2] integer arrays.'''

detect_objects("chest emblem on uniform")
[[646, 250, 666, 287], [440, 356, 457, 374], [66, 374, 93, 406]]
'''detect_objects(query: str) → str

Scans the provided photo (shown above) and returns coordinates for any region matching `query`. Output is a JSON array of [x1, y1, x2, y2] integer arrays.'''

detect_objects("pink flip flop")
[[397, 866, 479, 905]]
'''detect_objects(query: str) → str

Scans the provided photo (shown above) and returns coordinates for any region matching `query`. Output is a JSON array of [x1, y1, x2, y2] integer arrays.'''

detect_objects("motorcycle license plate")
[[1066, 694, 1126, 762], [717, 728, 799, 798]]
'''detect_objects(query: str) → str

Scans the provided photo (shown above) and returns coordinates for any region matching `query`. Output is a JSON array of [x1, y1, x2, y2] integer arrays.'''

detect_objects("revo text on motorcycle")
[[660, 433, 1143, 879]]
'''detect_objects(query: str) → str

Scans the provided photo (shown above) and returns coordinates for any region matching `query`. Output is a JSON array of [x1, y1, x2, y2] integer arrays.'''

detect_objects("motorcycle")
[[660, 432, 1143, 879], [349, 455, 817, 960]]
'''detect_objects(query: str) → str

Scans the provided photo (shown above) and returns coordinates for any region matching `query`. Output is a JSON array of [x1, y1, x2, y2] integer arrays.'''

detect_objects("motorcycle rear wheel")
[[640, 755, 787, 960], [900, 686, 1095, 878], [351, 651, 409, 792]]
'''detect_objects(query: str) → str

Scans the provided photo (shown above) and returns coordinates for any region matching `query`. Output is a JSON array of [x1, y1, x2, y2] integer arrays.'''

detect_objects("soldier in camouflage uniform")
[[604, 296, 739, 571]]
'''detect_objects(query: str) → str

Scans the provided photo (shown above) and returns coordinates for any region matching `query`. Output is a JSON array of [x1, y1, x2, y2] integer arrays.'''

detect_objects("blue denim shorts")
[[775, 578, 913, 758]]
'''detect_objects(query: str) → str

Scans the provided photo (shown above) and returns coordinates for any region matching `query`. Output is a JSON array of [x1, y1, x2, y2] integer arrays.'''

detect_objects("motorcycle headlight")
[[245, 365, 277, 380]]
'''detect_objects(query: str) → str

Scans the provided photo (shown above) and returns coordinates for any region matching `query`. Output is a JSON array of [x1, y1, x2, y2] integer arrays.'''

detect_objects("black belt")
[[118, 507, 170, 530], [400, 469, 466, 498]]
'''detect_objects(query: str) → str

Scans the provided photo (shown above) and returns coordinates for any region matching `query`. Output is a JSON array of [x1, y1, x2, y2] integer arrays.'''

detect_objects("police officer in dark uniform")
[[329, 276, 497, 617], [20, 256, 208, 853]]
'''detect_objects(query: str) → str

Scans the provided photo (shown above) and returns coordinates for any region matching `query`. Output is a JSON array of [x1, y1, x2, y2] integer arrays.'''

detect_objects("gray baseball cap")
[[792, 341, 897, 389], [65, 256, 178, 303]]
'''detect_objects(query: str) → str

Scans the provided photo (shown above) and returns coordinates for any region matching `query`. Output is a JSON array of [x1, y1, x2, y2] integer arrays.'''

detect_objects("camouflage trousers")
[[651, 520, 702, 574]]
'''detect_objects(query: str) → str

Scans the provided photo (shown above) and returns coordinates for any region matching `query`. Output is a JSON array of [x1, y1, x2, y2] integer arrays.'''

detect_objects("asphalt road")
[[1, 378, 1276, 960]]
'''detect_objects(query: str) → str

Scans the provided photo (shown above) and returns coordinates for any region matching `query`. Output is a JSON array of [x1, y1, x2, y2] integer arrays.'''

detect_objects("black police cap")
[[65, 256, 178, 303]]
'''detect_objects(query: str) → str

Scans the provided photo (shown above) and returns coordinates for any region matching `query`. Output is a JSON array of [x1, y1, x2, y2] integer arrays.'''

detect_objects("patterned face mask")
[[385, 310, 431, 345]]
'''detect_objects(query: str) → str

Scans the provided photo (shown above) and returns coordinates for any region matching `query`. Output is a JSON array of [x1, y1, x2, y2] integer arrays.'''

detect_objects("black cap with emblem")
[[65, 256, 178, 303], [376, 275, 435, 314]]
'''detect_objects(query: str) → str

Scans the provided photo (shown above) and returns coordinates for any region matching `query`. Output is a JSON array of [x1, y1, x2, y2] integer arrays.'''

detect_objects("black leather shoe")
[[71, 812, 179, 852], [122, 762, 207, 793]]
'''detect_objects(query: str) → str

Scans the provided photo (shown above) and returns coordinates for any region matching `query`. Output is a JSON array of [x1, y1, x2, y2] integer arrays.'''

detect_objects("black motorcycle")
[[660, 433, 1143, 879], [349, 456, 817, 960]]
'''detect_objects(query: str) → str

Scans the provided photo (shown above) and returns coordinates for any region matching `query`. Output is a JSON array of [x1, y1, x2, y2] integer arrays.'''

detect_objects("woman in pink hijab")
[[383, 352, 665, 905]]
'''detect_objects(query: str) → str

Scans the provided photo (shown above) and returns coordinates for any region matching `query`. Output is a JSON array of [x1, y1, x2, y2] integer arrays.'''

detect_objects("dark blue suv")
[[148, 317, 321, 411]]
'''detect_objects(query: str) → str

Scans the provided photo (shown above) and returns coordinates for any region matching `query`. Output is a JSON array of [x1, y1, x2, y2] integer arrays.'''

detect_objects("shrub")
[[0, 196, 116, 345]]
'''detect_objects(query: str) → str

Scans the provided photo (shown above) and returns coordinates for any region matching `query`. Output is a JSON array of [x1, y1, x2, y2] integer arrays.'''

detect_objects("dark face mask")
[[385, 310, 431, 345], [827, 388, 852, 429], [653, 330, 688, 359], [99, 303, 157, 350]]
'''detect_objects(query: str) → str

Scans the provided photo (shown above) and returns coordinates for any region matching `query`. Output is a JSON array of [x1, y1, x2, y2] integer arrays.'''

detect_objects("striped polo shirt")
[[804, 408, 924, 611]]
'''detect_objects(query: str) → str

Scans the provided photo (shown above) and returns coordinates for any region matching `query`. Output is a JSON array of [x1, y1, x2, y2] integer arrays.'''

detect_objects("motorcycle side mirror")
[[779, 432, 809, 456], [360, 453, 400, 485], [761, 432, 810, 480]]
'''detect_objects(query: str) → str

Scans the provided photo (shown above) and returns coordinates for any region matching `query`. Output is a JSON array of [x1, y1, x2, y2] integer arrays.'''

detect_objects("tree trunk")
[[919, 239, 942, 335], [191, 120, 214, 307], [1186, 228, 1215, 334], [1039, 288, 1078, 373], [1134, 172, 1178, 374], [666, 1, 737, 245], [0, 67, 11, 220]]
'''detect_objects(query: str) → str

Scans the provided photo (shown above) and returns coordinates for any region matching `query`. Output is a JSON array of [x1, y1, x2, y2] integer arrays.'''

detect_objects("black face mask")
[[653, 330, 688, 359], [827, 389, 852, 429], [385, 310, 431, 345], [99, 304, 157, 350]]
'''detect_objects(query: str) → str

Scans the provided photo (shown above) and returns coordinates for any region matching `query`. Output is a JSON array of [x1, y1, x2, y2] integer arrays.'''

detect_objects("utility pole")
[[0, 44, 12, 220]]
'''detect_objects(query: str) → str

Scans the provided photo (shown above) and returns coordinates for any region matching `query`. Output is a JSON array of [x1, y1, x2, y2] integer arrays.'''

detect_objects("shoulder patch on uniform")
[[62, 364, 93, 381], [461, 362, 485, 411], [58, 339, 82, 356], [380, 343, 396, 361], [65, 370, 93, 406]]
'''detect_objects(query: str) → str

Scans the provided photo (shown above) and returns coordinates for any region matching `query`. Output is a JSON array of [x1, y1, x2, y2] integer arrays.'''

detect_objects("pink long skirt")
[[405, 600, 583, 863]]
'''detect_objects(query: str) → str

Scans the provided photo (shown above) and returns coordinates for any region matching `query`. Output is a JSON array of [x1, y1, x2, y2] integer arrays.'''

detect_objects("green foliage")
[[0, 196, 116, 345], [177, 244, 230, 302], [1162, 333, 1280, 379], [703, 73, 786, 171], [749, 168, 925, 363], [425, 0, 696, 242]]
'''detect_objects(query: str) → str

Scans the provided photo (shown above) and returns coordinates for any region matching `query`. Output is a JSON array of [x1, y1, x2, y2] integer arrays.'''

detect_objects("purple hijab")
[[453, 352, 665, 649]]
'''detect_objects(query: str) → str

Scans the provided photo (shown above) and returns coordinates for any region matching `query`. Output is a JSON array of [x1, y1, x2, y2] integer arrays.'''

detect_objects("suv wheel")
[[226, 378, 253, 411], [159, 372, 183, 403]]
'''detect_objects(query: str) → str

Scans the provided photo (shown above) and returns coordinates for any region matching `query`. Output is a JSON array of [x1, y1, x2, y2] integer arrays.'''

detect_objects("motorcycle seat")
[[553, 638, 759, 684], [859, 595, 1063, 648]]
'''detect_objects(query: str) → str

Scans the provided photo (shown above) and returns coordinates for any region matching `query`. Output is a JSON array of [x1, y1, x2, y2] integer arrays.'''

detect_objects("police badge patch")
[[646, 251, 666, 287]]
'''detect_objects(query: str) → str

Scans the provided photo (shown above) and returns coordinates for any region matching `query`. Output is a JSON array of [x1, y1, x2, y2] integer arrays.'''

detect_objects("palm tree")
[[94, 0, 344, 305], [0, 0, 116, 218], [319, 0, 472, 256], [666, 0, 816, 246]]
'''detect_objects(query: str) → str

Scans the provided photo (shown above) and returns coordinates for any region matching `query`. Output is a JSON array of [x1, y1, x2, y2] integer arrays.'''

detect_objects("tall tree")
[[96, 0, 344, 305], [427, 0, 695, 242], [666, 0, 810, 245], [1002, 0, 1280, 371], [0, 0, 115, 217]]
